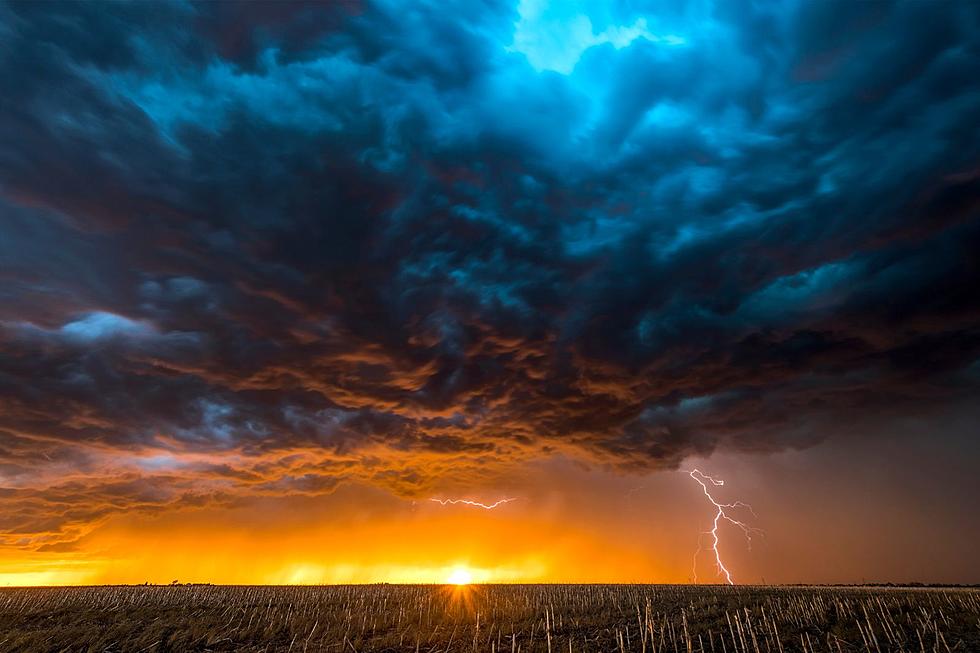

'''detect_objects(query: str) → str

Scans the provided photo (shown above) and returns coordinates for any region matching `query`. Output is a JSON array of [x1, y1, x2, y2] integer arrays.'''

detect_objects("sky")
[[0, 0, 979, 586]]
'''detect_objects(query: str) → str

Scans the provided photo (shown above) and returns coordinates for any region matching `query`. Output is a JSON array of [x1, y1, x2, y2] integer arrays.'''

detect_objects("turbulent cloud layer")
[[1, 0, 979, 548]]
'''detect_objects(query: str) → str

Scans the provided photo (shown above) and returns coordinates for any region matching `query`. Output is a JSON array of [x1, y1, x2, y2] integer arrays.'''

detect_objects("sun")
[[446, 567, 473, 585]]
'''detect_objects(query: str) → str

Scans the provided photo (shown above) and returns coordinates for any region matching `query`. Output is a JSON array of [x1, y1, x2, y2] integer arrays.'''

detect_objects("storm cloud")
[[1, 0, 979, 547]]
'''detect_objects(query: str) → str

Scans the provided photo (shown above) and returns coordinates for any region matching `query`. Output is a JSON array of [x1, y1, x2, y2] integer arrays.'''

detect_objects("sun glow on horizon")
[[446, 567, 473, 585], [0, 472, 689, 587]]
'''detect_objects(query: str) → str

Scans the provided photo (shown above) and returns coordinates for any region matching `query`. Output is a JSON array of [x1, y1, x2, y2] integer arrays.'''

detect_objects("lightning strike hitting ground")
[[687, 469, 761, 585], [429, 498, 516, 510]]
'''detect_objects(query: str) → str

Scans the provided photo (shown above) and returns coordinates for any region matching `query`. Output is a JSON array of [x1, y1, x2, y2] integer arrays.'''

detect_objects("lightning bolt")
[[686, 468, 761, 585], [428, 497, 516, 510]]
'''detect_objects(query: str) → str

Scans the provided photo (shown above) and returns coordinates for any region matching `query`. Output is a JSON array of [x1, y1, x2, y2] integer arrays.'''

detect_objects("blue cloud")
[[60, 312, 152, 342], [0, 0, 978, 487]]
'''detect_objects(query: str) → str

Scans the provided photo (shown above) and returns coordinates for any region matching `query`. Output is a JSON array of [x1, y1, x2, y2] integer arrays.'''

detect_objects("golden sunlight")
[[446, 567, 473, 585]]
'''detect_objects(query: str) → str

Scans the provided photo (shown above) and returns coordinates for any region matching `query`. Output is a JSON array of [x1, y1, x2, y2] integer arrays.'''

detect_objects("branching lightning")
[[429, 497, 516, 510], [686, 468, 761, 585]]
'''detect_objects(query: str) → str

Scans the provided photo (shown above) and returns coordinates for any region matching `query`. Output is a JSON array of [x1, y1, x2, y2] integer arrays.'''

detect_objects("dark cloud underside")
[[0, 0, 978, 547]]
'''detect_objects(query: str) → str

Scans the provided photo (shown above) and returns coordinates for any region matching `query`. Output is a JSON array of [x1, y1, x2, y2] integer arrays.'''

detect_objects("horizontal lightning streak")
[[428, 498, 516, 510]]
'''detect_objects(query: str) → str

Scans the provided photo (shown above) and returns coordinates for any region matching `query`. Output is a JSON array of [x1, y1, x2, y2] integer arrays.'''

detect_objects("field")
[[0, 584, 977, 652]]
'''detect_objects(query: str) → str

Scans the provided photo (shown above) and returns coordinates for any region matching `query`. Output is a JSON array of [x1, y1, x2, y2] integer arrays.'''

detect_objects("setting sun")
[[446, 567, 473, 585]]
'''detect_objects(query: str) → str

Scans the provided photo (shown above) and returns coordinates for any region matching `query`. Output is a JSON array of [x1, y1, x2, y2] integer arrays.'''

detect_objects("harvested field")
[[0, 584, 977, 652]]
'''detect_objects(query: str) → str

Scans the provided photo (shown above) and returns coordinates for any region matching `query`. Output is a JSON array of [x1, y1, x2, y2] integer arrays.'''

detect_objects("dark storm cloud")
[[1, 0, 979, 544]]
